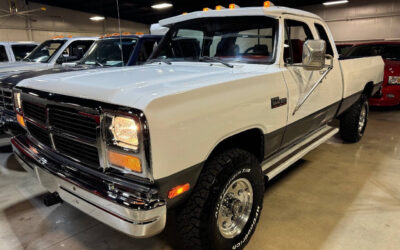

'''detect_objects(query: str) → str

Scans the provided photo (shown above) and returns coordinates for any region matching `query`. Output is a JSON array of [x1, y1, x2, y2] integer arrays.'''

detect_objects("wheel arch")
[[207, 127, 265, 163], [363, 81, 374, 98]]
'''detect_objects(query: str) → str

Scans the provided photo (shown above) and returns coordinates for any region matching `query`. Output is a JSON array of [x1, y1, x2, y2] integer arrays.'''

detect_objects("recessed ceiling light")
[[151, 3, 173, 9], [323, 0, 349, 6], [90, 16, 105, 21]]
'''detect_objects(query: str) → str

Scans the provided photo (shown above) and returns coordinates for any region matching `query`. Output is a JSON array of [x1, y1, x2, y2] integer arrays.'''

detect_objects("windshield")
[[23, 40, 66, 63], [150, 16, 278, 65], [80, 38, 137, 66], [12, 44, 37, 61], [345, 44, 400, 61]]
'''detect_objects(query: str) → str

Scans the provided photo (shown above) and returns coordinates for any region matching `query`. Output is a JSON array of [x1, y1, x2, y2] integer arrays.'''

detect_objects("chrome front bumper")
[[12, 135, 166, 238]]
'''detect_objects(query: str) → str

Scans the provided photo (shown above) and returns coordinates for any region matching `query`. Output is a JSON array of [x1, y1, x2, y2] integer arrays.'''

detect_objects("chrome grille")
[[23, 98, 101, 169], [0, 88, 14, 111]]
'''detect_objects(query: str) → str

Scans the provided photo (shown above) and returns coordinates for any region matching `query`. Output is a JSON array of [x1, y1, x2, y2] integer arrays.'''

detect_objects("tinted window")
[[81, 38, 137, 66], [314, 23, 334, 56], [23, 40, 66, 63], [151, 16, 278, 64], [345, 44, 400, 61], [0, 46, 8, 62], [336, 44, 353, 56], [284, 20, 314, 63], [11, 44, 37, 61]]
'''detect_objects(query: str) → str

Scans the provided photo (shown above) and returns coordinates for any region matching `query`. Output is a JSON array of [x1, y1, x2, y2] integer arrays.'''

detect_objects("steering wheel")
[[243, 46, 257, 55]]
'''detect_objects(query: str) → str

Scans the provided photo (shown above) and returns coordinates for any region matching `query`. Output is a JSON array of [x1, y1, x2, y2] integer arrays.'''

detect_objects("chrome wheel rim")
[[358, 104, 367, 135], [217, 178, 253, 239]]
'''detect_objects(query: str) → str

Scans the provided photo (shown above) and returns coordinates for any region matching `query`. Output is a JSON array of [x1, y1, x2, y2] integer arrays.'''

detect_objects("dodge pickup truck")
[[0, 41, 38, 63], [0, 36, 96, 77], [0, 33, 162, 135], [11, 3, 384, 250]]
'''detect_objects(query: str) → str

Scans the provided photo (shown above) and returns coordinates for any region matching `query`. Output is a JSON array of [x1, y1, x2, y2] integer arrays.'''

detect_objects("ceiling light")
[[323, 0, 349, 6], [90, 16, 105, 21], [151, 3, 173, 9]]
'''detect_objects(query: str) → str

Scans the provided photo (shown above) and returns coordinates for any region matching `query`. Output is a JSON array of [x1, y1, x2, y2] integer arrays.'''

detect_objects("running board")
[[262, 126, 339, 180]]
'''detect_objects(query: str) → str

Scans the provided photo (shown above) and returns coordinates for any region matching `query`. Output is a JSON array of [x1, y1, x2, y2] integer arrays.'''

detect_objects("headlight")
[[109, 116, 139, 151], [388, 76, 400, 85], [14, 92, 22, 110]]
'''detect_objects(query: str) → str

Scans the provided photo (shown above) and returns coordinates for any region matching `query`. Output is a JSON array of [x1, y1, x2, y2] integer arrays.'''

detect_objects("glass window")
[[57, 40, 94, 64], [80, 38, 137, 67], [23, 40, 66, 63], [284, 20, 314, 64], [0, 46, 8, 62], [314, 23, 334, 56], [11, 44, 37, 61], [345, 44, 400, 61], [150, 16, 278, 64], [137, 39, 159, 64]]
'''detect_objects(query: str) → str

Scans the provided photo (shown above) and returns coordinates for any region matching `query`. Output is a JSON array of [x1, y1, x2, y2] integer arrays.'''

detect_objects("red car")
[[345, 42, 400, 106]]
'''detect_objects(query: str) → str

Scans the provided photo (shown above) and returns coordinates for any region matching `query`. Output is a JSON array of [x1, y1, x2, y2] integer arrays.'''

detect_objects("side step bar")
[[262, 126, 339, 180]]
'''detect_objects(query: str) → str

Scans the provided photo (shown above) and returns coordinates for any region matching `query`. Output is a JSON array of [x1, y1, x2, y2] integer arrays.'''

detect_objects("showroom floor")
[[1, 108, 400, 250]]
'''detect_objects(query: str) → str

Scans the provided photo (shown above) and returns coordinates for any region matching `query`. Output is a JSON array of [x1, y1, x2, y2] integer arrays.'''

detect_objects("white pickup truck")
[[11, 4, 383, 250], [0, 37, 96, 77], [0, 41, 38, 63]]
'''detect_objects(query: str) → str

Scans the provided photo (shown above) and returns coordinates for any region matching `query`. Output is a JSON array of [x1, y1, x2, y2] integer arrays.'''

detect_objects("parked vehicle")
[[336, 43, 354, 56], [344, 42, 400, 106], [0, 42, 38, 63], [11, 4, 383, 249], [0, 36, 97, 77], [0, 33, 162, 135]]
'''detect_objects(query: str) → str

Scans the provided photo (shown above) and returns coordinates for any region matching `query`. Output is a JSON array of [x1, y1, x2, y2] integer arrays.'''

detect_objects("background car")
[[0, 42, 38, 63]]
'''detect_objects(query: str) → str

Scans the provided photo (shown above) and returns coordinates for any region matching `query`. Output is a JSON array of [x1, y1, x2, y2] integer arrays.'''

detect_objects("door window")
[[284, 20, 314, 64], [11, 44, 37, 61], [0, 46, 8, 62], [137, 39, 159, 64], [314, 23, 334, 56]]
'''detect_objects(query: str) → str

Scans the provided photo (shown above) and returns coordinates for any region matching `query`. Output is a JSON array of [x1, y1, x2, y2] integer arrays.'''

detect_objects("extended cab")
[[0, 34, 162, 135], [0, 41, 38, 63], [11, 4, 384, 249], [0, 37, 96, 77]]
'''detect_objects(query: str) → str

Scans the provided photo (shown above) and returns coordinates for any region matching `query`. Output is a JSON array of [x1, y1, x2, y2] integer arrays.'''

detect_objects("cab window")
[[314, 23, 334, 56], [284, 20, 314, 64], [11, 44, 37, 61], [57, 40, 94, 64], [137, 39, 159, 64], [0, 45, 8, 62]]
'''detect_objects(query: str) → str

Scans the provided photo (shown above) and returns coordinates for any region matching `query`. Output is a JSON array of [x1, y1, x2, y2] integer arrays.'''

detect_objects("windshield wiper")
[[198, 56, 234, 68], [94, 60, 103, 67], [146, 58, 172, 65]]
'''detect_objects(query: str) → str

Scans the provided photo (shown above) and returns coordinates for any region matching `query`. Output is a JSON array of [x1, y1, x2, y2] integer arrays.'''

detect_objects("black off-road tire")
[[340, 94, 369, 143], [177, 149, 264, 250]]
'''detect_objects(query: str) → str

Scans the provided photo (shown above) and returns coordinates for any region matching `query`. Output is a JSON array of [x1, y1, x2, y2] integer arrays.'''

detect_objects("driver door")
[[281, 17, 342, 147]]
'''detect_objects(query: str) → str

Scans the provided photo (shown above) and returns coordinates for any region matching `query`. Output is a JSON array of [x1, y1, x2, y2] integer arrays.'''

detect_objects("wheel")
[[177, 149, 264, 250], [340, 94, 369, 143]]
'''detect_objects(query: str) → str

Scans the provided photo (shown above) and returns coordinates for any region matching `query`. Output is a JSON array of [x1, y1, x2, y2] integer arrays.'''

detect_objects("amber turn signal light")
[[264, 1, 271, 8], [16, 114, 26, 128], [168, 183, 190, 199], [108, 151, 142, 173]]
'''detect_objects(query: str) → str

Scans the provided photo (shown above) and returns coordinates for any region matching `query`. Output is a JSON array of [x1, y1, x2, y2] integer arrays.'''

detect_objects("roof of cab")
[[50, 36, 99, 41], [0, 41, 38, 45], [101, 34, 163, 39], [159, 6, 322, 26]]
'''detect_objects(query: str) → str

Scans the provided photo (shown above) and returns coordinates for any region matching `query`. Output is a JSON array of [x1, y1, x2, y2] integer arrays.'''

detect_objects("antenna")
[[115, 0, 124, 66]]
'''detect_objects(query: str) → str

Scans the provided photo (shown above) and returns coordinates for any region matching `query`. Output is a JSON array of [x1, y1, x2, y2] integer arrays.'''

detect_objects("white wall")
[[0, 0, 149, 42], [301, 0, 400, 43]]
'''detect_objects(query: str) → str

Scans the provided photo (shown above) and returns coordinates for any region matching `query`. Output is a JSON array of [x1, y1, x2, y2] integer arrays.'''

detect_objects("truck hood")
[[384, 59, 400, 74], [0, 65, 96, 89], [18, 62, 265, 110], [0, 62, 48, 76]]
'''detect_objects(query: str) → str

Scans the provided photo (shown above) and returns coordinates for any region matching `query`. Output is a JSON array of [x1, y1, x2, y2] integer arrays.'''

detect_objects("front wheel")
[[177, 149, 264, 250], [340, 94, 369, 143]]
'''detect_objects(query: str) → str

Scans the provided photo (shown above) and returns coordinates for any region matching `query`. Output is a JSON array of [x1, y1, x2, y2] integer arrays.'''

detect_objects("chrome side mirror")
[[302, 40, 326, 71]]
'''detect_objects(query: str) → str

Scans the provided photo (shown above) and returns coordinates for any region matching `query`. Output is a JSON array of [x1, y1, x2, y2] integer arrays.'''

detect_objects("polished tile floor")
[[1, 108, 400, 250]]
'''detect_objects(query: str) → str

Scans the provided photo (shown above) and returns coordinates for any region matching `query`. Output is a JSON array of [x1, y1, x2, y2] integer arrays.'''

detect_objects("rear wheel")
[[177, 149, 264, 250], [340, 94, 369, 143]]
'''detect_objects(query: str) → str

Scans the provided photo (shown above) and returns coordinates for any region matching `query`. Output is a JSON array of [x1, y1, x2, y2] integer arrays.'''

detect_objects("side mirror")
[[302, 40, 326, 71]]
